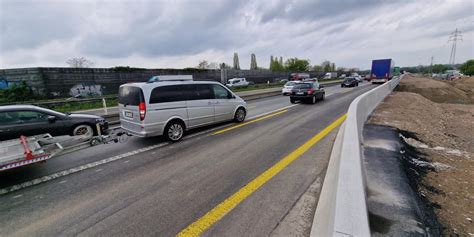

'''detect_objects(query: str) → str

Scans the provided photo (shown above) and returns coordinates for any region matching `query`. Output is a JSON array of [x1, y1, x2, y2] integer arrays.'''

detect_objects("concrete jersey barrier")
[[311, 75, 403, 236]]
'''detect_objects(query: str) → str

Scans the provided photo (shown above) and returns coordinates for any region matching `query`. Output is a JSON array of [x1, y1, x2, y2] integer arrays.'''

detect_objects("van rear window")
[[119, 86, 144, 105]]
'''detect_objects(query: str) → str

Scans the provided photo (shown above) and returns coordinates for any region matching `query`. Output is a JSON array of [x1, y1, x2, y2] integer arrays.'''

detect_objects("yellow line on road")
[[342, 88, 354, 94], [212, 109, 288, 135], [177, 113, 347, 236]]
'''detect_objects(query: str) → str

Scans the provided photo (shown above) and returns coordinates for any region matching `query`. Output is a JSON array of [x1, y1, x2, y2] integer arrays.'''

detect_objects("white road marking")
[[0, 143, 168, 195], [95, 168, 103, 172], [12, 194, 22, 199], [58, 180, 67, 184]]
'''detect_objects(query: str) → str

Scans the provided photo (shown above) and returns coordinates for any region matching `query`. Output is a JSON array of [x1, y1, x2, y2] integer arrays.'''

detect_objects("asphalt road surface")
[[0, 83, 375, 236]]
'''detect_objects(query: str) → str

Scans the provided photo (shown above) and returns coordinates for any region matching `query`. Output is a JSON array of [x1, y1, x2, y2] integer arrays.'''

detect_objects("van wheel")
[[164, 121, 184, 142], [234, 108, 246, 123], [321, 93, 325, 101]]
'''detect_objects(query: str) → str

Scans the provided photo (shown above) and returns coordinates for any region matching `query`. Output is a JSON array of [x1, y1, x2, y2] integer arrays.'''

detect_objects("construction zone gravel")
[[369, 74, 474, 236]]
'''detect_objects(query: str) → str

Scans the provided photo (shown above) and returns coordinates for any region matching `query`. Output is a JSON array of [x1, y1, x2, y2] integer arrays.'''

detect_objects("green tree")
[[233, 52, 240, 70], [431, 64, 447, 73], [285, 58, 310, 71], [312, 65, 323, 72], [459, 59, 474, 76], [270, 59, 285, 71], [250, 53, 258, 70], [269, 56, 274, 69]]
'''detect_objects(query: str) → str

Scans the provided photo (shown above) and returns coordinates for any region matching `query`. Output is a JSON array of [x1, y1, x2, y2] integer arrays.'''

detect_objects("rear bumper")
[[290, 95, 313, 99]]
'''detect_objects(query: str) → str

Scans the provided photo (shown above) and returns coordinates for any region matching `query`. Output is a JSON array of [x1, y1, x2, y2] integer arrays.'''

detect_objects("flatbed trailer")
[[0, 127, 129, 172]]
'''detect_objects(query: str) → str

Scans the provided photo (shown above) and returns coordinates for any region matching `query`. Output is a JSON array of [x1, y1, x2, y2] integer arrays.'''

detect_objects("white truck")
[[226, 78, 250, 87], [323, 72, 337, 79]]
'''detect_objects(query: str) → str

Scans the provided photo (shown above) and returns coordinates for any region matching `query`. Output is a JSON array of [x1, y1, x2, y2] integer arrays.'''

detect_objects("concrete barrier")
[[310, 75, 403, 236]]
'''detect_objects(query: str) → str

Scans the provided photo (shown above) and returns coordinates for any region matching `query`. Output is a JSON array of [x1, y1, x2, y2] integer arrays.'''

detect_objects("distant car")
[[226, 78, 249, 87], [341, 77, 359, 87], [0, 105, 108, 141], [354, 75, 363, 83], [290, 82, 325, 104], [282, 81, 299, 95]]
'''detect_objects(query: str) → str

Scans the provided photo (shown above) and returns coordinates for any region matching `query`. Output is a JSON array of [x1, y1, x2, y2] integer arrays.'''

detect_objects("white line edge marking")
[[0, 143, 168, 195]]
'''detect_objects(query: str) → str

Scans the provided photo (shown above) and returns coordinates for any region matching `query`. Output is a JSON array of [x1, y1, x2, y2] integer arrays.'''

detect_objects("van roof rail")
[[148, 75, 193, 83]]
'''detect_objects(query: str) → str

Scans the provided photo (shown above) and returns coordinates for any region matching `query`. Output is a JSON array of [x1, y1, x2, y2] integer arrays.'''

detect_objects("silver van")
[[118, 80, 247, 141]]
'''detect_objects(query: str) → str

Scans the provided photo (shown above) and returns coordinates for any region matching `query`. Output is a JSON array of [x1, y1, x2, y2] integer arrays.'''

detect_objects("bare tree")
[[197, 60, 209, 69], [66, 57, 95, 68]]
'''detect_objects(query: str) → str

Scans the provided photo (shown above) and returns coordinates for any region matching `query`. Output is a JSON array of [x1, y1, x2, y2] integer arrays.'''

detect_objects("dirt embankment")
[[369, 74, 474, 236]]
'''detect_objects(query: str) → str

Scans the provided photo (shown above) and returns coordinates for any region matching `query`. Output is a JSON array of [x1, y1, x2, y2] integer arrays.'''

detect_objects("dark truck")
[[370, 59, 395, 84]]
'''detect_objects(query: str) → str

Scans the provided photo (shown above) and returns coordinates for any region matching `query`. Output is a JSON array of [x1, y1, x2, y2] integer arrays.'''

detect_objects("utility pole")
[[448, 28, 463, 65], [429, 56, 434, 74]]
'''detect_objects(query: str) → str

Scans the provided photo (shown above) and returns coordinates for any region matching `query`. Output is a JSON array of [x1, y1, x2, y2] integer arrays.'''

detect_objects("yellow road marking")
[[212, 109, 288, 135], [177, 113, 347, 236], [342, 88, 354, 94]]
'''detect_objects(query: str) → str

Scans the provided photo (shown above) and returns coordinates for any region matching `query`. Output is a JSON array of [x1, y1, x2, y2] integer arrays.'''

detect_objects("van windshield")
[[119, 86, 143, 106]]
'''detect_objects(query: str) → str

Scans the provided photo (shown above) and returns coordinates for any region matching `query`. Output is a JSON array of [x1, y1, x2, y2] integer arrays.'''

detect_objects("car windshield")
[[285, 81, 296, 86], [344, 77, 355, 82], [293, 83, 312, 89]]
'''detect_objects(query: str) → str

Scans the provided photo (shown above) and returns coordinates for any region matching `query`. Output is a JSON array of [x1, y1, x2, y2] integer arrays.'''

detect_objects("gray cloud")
[[0, 0, 472, 69]]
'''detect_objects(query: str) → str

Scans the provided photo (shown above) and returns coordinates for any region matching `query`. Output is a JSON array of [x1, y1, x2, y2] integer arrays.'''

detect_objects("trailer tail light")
[[139, 102, 146, 121]]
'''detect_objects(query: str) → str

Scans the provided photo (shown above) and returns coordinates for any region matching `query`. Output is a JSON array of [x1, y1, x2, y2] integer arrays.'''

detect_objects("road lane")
[[0, 83, 375, 236], [0, 83, 356, 189]]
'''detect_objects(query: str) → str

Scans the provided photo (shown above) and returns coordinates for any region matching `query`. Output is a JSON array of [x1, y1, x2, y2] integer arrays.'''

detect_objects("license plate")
[[296, 92, 304, 95], [124, 111, 133, 118]]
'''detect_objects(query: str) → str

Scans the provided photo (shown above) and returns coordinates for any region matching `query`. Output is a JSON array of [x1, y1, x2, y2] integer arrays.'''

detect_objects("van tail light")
[[139, 102, 146, 121], [307, 89, 315, 95]]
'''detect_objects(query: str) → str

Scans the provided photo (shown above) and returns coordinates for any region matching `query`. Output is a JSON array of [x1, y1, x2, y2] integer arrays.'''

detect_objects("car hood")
[[67, 113, 103, 119]]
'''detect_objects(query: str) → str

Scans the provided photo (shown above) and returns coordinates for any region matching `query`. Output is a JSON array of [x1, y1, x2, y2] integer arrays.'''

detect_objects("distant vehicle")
[[0, 105, 108, 141], [338, 74, 347, 79], [226, 78, 249, 87], [118, 78, 247, 142], [353, 75, 363, 83], [290, 82, 325, 104], [393, 67, 401, 76], [323, 72, 337, 79], [370, 59, 394, 84], [364, 74, 371, 80], [148, 75, 193, 83], [445, 70, 462, 80], [341, 77, 359, 87], [282, 81, 299, 96], [289, 73, 310, 81]]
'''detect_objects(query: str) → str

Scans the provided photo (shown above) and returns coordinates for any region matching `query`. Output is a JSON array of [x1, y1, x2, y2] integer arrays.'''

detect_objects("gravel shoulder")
[[368, 74, 474, 235]]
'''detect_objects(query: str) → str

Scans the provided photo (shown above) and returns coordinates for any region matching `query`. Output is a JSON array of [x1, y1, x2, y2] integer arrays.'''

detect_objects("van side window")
[[187, 84, 213, 100], [149, 85, 185, 103], [212, 84, 230, 99]]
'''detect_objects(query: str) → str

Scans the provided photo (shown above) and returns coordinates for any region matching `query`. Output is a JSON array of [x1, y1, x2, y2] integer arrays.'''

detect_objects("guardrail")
[[310, 75, 403, 236]]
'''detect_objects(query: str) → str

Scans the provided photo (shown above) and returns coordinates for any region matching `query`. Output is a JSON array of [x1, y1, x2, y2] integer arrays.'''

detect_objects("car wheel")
[[341, 85, 344, 88], [234, 107, 246, 123], [290, 98, 296, 104], [321, 93, 325, 101], [311, 96, 316, 104], [164, 121, 184, 142], [73, 124, 94, 137]]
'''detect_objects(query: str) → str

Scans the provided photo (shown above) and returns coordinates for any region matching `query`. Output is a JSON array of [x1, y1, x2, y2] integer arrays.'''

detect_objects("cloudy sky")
[[0, 0, 473, 70]]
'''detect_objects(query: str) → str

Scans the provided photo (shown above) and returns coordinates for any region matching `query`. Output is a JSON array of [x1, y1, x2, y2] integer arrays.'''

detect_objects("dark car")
[[0, 105, 108, 141], [290, 82, 325, 104], [341, 77, 359, 87]]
